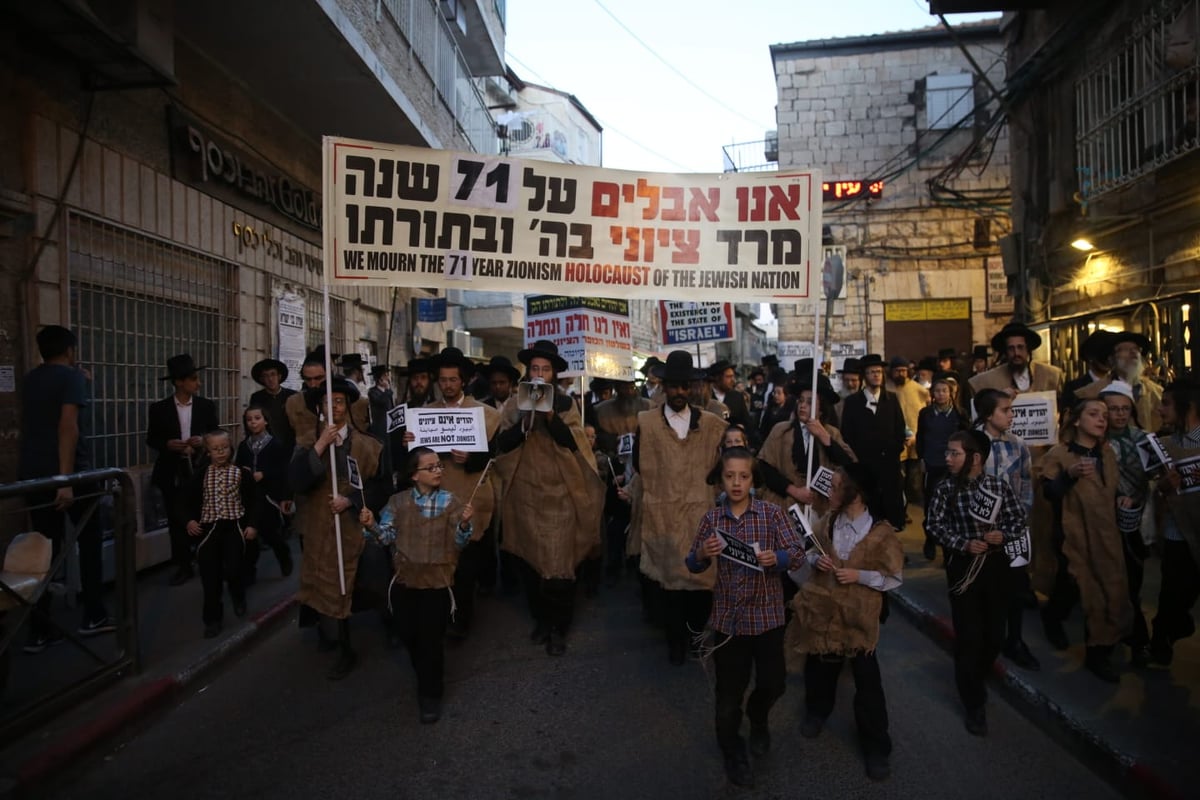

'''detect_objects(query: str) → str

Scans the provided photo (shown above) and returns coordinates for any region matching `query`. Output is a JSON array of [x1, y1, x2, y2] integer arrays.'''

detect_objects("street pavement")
[[43, 571, 1122, 800]]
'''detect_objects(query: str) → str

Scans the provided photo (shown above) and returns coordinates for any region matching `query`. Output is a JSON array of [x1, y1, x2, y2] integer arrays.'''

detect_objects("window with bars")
[[306, 295, 347, 355], [66, 213, 239, 471]]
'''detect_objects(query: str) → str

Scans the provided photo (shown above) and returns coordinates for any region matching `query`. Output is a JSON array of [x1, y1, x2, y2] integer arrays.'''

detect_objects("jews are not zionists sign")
[[323, 137, 822, 302]]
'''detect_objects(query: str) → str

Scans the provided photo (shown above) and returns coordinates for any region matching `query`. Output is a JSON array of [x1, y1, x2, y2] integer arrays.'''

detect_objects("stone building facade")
[[769, 21, 1012, 365]]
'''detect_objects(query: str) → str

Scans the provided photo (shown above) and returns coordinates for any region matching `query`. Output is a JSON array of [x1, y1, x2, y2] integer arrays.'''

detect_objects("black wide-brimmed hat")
[[937, 348, 957, 360], [518, 339, 569, 373], [1106, 331, 1153, 356], [639, 356, 664, 376], [762, 354, 780, 367], [888, 355, 909, 370], [432, 346, 474, 377], [652, 350, 705, 383], [161, 353, 206, 382], [917, 356, 939, 373], [857, 354, 886, 372], [251, 357, 288, 385], [304, 376, 361, 414], [339, 353, 365, 371], [370, 364, 391, 379], [1078, 330, 1118, 363], [706, 360, 734, 380], [991, 322, 1042, 353], [790, 371, 840, 408], [971, 345, 990, 361], [838, 358, 860, 376], [404, 357, 434, 377], [482, 355, 520, 383]]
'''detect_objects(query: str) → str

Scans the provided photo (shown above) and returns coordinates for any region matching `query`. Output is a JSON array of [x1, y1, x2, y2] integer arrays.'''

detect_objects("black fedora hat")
[[652, 350, 705, 383], [303, 376, 361, 414], [706, 359, 734, 380], [792, 371, 841, 408], [1079, 330, 1118, 363], [405, 357, 434, 376], [251, 357, 288, 385], [917, 356, 939, 373], [857, 354, 886, 372], [838, 358, 861, 375], [339, 353, 365, 371], [1107, 330, 1153, 356], [937, 348, 957, 361], [482, 355, 520, 383], [971, 345, 990, 361], [639, 356, 664, 376], [518, 339, 569, 373], [432, 346, 474, 377], [161, 353, 206, 382], [991, 322, 1042, 353], [888, 355, 909, 370], [762, 354, 780, 367]]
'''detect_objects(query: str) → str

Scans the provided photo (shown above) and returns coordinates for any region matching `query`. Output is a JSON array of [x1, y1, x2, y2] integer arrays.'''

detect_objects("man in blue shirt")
[[18, 325, 112, 652]]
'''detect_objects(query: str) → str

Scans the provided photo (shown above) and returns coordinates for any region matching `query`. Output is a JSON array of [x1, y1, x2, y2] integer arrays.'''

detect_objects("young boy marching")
[[687, 446, 805, 789], [360, 446, 473, 724], [185, 430, 258, 638]]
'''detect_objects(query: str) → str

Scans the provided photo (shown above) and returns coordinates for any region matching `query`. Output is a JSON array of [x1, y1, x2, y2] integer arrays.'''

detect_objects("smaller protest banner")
[[659, 302, 734, 345], [1007, 391, 1057, 446], [1137, 432, 1172, 472], [617, 432, 635, 457], [714, 529, 764, 572], [810, 466, 835, 498], [386, 403, 408, 433], [1002, 530, 1031, 567], [1175, 453, 1200, 495], [776, 341, 815, 365], [408, 407, 488, 452], [346, 455, 363, 491], [969, 485, 1002, 526]]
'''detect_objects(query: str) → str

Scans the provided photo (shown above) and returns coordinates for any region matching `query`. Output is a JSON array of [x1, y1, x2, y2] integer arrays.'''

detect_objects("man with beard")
[[1063, 330, 1116, 413], [886, 356, 929, 520], [915, 357, 938, 390], [494, 341, 605, 656], [969, 323, 1064, 399], [707, 360, 755, 444], [480, 355, 520, 411], [970, 345, 991, 376], [839, 355, 907, 530], [593, 376, 649, 585], [249, 358, 297, 454], [748, 368, 769, 422], [1076, 331, 1163, 432], [639, 357, 664, 401], [634, 350, 728, 665], [403, 357, 436, 407]]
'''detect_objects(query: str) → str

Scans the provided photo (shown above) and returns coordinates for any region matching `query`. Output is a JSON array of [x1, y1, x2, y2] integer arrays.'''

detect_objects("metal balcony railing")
[[1075, 0, 1200, 200], [380, 0, 498, 154], [721, 137, 779, 173]]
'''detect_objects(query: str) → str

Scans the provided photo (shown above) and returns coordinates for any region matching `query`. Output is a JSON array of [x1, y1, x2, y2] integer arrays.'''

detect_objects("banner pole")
[[804, 232, 825, 521], [323, 282, 347, 597], [385, 287, 398, 369]]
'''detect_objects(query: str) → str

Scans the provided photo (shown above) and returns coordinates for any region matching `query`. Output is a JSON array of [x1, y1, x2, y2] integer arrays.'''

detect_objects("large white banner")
[[323, 138, 822, 301], [524, 295, 632, 379]]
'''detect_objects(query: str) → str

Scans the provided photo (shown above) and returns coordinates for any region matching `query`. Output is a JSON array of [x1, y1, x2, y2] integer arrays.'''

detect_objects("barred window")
[[66, 213, 239, 471], [306, 294, 347, 355]]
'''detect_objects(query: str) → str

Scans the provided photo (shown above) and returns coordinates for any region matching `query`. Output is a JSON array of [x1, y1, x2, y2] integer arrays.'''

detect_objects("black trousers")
[[243, 503, 289, 579], [659, 586, 713, 651], [922, 467, 949, 544], [1122, 530, 1150, 648], [1043, 530, 1080, 625], [1005, 565, 1031, 645], [160, 483, 194, 569], [391, 585, 451, 698], [518, 558, 576, 632], [452, 528, 496, 630], [196, 520, 246, 624], [804, 651, 892, 756], [26, 486, 107, 635], [1153, 539, 1200, 645], [605, 505, 631, 575], [713, 626, 787, 757], [946, 552, 1009, 710]]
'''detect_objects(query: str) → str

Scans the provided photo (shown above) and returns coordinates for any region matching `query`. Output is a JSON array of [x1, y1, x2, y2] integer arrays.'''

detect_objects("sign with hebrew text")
[[323, 138, 822, 301]]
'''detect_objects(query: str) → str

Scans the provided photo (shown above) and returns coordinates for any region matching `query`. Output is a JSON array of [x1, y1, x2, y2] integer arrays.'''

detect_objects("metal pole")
[[323, 282, 347, 596]]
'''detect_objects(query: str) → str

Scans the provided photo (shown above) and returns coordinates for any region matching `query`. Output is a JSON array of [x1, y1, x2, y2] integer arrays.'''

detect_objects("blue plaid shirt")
[[365, 487, 472, 548], [686, 498, 805, 636], [984, 430, 1033, 514]]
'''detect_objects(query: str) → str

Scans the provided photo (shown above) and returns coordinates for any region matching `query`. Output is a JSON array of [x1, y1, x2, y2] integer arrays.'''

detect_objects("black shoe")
[[1003, 639, 1041, 671], [203, 621, 221, 639], [546, 628, 567, 657], [748, 722, 771, 758], [418, 696, 441, 724], [277, 549, 294, 578], [23, 632, 65, 654], [1086, 653, 1120, 684], [865, 753, 891, 781], [923, 540, 937, 561], [326, 650, 358, 680], [668, 640, 686, 666], [1041, 615, 1069, 651], [965, 707, 988, 737], [530, 623, 550, 645], [78, 616, 116, 637], [800, 715, 824, 739], [723, 748, 755, 789], [169, 565, 194, 586], [233, 601, 247, 619]]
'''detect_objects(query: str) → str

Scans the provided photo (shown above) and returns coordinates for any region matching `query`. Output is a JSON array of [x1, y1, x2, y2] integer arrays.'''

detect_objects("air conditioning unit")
[[764, 130, 779, 163], [447, 329, 484, 358]]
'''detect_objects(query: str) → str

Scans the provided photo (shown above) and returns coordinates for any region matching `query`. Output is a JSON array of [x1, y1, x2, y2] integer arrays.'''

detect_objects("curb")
[[11, 597, 297, 795], [889, 588, 1184, 800]]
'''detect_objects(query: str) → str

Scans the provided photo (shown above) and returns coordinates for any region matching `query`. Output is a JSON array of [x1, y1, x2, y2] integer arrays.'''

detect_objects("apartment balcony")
[[1075, 0, 1199, 201], [722, 134, 779, 173]]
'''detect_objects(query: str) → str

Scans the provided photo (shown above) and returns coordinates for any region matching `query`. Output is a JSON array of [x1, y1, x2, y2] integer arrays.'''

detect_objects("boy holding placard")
[[687, 447, 805, 789]]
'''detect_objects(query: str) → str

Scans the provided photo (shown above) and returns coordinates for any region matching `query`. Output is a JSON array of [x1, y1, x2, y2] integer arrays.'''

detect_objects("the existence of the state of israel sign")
[[323, 137, 822, 302]]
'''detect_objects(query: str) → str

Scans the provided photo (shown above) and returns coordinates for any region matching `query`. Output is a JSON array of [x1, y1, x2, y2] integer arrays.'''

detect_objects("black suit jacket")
[[839, 389, 906, 463], [146, 394, 220, 490]]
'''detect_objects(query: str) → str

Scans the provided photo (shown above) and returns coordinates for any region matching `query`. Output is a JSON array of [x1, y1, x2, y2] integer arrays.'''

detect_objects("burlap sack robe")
[[636, 407, 726, 591], [494, 395, 605, 580], [786, 515, 903, 666], [426, 396, 501, 538], [1042, 445, 1132, 647], [291, 429, 381, 619], [625, 473, 644, 557], [757, 420, 856, 517], [285, 392, 372, 449], [386, 492, 463, 590]]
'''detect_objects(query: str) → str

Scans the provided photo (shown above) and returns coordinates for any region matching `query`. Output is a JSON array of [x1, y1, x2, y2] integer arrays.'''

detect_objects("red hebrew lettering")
[[661, 187, 685, 221], [637, 179, 660, 220], [591, 182, 620, 217], [671, 229, 701, 264], [767, 185, 801, 220], [687, 188, 720, 222]]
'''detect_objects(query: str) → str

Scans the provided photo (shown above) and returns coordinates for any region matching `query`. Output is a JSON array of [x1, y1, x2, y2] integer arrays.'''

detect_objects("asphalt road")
[[48, 577, 1122, 800]]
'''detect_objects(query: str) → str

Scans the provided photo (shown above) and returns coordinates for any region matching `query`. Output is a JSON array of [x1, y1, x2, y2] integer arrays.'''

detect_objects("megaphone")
[[518, 380, 553, 412]]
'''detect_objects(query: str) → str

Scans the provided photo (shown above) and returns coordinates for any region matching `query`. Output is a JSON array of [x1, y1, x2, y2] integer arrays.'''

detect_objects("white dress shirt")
[[830, 511, 902, 591], [664, 406, 690, 440], [863, 387, 881, 414], [175, 395, 193, 439]]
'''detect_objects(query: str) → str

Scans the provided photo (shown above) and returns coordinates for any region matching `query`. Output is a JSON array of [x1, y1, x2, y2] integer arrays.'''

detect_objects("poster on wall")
[[277, 292, 306, 392], [524, 295, 632, 379], [323, 138, 823, 302]]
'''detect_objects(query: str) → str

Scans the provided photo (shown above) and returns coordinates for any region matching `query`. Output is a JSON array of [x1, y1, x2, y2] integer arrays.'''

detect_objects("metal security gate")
[[66, 213, 240, 477]]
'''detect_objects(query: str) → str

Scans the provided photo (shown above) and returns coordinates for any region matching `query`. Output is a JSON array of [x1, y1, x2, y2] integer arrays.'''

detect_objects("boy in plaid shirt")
[[186, 430, 258, 638]]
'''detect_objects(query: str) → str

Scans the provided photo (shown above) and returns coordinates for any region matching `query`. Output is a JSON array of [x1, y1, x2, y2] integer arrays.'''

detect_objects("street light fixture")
[[1071, 238, 1096, 252]]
